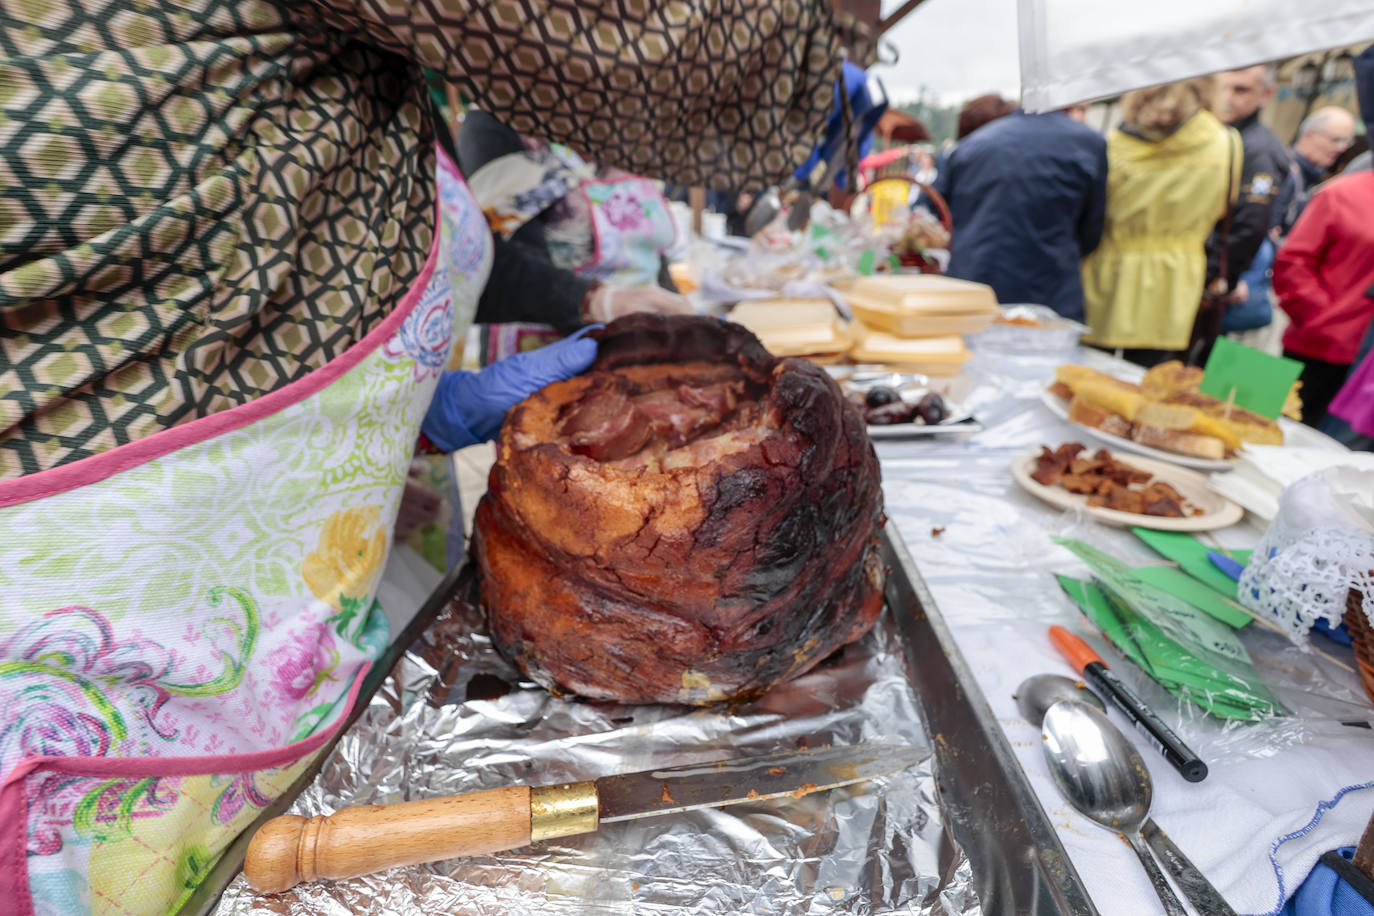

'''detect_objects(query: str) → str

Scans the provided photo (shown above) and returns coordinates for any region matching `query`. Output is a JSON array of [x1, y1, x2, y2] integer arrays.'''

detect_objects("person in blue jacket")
[[933, 107, 1108, 321], [792, 60, 888, 191]]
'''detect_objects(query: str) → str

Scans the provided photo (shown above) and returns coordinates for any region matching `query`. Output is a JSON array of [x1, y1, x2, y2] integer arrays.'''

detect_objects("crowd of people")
[[928, 52, 1374, 447]]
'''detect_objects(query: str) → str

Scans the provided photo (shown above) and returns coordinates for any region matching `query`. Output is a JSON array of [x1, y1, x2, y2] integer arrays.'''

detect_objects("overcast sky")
[[878, 0, 1023, 106]]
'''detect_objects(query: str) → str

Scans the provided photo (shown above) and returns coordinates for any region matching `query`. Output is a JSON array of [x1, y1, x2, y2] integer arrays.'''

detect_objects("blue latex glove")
[[421, 328, 598, 451]]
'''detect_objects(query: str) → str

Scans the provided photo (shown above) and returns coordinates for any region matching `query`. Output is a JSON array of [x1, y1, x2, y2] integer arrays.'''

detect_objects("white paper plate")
[[1010, 450, 1244, 531], [1039, 389, 1236, 472]]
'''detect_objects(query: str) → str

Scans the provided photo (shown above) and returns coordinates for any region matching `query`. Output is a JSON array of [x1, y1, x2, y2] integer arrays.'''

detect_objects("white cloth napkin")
[[1211, 446, 1374, 520]]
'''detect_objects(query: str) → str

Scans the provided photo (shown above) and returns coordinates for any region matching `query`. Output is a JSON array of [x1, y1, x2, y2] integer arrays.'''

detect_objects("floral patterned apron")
[[570, 176, 679, 290], [0, 148, 491, 916]]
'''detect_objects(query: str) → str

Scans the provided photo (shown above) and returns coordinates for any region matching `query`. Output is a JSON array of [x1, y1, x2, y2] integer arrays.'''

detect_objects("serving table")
[[202, 344, 1374, 916], [877, 345, 1374, 915]]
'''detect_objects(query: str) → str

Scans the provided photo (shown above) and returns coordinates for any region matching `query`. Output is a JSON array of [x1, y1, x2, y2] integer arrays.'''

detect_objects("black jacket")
[[455, 110, 593, 334], [1273, 152, 1328, 238], [1204, 111, 1290, 286]]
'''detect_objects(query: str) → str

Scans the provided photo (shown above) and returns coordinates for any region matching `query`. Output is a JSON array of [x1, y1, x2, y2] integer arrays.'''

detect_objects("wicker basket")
[[1344, 586, 1374, 705], [1342, 585, 1374, 884], [892, 181, 953, 274]]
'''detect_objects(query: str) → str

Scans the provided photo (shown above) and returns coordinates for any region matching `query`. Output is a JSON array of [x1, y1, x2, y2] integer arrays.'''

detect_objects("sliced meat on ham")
[[561, 388, 653, 461]]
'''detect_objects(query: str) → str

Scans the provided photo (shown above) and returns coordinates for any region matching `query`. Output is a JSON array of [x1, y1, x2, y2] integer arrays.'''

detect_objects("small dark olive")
[[865, 385, 902, 408], [914, 392, 948, 425]]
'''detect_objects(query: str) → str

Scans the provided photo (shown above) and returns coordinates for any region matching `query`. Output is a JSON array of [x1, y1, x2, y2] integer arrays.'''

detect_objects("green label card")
[[857, 249, 876, 276], [1199, 337, 1303, 420]]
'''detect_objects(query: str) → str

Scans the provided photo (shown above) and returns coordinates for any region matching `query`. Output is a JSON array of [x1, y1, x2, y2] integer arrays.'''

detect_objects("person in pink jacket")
[[1272, 169, 1374, 427], [1322, 320, 1374, 450]]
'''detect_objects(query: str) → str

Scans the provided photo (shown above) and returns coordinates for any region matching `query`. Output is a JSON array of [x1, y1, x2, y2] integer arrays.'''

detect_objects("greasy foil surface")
[[216, 574, 979, 915]]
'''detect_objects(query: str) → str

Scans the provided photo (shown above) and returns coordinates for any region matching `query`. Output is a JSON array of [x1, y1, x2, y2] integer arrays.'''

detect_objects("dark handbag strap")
[[1215, 127, 1240, 288], [1186, 129, 1242, 366], [839, 51, 859, 195]]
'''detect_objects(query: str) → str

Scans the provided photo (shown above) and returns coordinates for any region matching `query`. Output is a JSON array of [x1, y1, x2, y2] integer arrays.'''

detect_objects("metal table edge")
[[880, 526, 1100, 915]]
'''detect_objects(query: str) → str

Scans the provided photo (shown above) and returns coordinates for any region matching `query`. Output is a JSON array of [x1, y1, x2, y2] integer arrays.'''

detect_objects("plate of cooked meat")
[[1011, 442, 1244, 530]]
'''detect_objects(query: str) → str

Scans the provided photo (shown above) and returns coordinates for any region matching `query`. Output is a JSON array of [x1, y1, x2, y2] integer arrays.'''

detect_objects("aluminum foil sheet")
[[216, 572, 980, 915]]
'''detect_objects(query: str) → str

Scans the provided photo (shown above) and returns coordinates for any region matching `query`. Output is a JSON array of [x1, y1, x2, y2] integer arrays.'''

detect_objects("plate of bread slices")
[[1012, 442, 1244, 530], [1041, 361, 1288, 471]]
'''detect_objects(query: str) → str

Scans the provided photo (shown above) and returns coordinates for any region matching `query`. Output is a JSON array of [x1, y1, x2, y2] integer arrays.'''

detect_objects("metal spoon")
[[1014, 673, 1105, 727], [1021, 684, 1237, 915], [1041, 700, 1188, 916]]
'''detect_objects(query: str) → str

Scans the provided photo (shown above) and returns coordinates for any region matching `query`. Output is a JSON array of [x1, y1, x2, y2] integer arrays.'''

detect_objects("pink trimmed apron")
[[0, 148, 492, 916]]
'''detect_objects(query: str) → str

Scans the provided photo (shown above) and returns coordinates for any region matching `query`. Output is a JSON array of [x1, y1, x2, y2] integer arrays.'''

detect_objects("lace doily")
[[1238, 468, 1374, 645]]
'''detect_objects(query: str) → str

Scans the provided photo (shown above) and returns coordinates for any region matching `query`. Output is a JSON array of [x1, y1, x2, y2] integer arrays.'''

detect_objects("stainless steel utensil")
[[844, 371, 932, 391], [1021, 684, 1235, 915], [1041, 700, 1188, 916], [1014, 673, 1106, 726], [1142, 819, 1238, 915], [743, 186, 783, 237]]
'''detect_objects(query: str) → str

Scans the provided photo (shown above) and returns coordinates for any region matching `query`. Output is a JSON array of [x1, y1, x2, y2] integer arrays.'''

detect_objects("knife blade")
[[244, 743, 922, 894]]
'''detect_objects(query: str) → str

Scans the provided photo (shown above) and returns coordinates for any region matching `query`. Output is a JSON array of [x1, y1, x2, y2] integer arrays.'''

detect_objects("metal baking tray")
[[193, 527, 1094, 915]]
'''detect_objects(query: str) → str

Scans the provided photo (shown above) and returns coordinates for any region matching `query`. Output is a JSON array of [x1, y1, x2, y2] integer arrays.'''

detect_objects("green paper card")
[[1055, 575, 1281, 720], [1132, 566, 1252, 629], [1054, 537, 1250, 665], [1055, 575, 1155, 676], [1131, 527, 1248, 599], [857, 249, 876, 276], [1199, 337, 1303, 420]]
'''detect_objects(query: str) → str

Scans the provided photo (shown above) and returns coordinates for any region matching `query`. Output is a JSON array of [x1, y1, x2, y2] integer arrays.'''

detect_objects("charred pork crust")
[[473, 314, 886, 705]]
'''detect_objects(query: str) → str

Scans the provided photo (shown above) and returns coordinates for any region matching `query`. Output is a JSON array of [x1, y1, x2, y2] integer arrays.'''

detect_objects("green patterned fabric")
[[1, 0, 854, 480]]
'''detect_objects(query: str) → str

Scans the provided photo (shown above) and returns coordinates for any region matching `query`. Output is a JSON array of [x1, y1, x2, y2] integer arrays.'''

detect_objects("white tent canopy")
[[1018, 0, 1374, 111]]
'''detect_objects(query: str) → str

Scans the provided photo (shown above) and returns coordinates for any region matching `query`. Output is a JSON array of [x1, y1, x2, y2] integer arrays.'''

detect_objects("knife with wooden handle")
[[244, 743, 922, 894]]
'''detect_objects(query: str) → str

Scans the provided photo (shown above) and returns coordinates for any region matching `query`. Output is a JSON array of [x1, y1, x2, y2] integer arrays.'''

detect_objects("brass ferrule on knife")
[[529, 780, 599, 841]]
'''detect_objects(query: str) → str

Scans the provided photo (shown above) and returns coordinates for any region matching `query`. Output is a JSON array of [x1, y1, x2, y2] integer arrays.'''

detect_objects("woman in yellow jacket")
[[1082, 78, 1242, 365]]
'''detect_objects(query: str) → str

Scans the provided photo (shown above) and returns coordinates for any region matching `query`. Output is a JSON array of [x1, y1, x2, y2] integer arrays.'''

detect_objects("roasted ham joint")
[[473, 314, 886, 705]]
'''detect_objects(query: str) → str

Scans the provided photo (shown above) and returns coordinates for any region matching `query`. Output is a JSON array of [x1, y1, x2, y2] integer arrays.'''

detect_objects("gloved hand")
[[421, 328, 598, 451], [582, 284, 693, 323]]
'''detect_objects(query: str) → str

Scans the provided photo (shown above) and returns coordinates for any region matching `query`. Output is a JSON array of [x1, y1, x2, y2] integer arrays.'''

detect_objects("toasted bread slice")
[[1164, 390, 1282, 445], [1068, 395, 1133, 438], [1141, 360, 1204, 399], [1047, 380, 1075, 400], [1055, 365, 1140, 394], [1283, 381, 1303, 422], [1130, 424, 1227, 460], [1075, 380, 1144, 423], [1135, 400, 1242, 451]]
